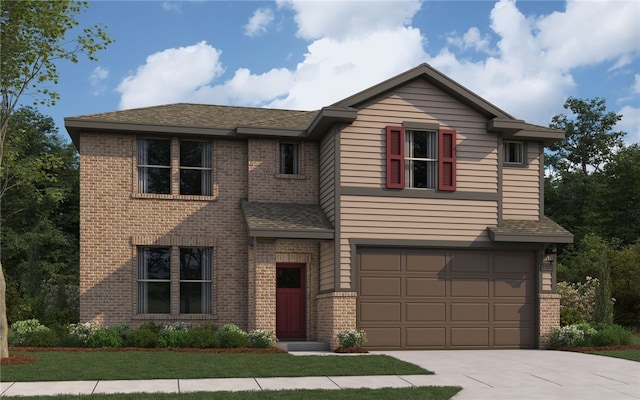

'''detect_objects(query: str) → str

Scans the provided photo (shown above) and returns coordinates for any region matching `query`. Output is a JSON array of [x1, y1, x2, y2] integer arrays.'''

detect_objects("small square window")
[[279, 143, 300, 174], [504, 141, 524, 164]]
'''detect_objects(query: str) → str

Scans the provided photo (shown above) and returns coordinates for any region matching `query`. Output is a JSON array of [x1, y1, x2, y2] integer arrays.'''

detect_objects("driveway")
[[377, 349, 640, 400]]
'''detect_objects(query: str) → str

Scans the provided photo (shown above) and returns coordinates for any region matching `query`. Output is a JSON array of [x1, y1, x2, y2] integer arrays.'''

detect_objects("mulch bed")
[[334, 347, 369, 353], [1, 346, 286, 366]]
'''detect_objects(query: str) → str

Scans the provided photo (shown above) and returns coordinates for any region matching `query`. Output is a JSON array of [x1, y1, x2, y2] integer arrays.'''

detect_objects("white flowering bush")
[[557, 277, 599, 325], [549, 323, 597, 348], [248, 330, 276, 348], [337, 329, 367, 348], [158, 322, 191, 348], [11, 319, 51, 346], [67, 322, 100, 347]]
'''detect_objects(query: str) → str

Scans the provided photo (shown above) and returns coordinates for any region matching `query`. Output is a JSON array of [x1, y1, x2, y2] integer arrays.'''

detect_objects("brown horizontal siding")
[[337, 195, 497, 288], [503, 143, 540, 220], [320, 133, 335, 223], [319, 241, 334, 292], [339, 79, 498, 192]]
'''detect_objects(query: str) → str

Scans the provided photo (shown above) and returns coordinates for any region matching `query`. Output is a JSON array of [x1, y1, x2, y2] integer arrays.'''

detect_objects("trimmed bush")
[[128, 323, 161, 348], [216, 323, 248, 348], [337, 329, 367, 348], [159, 323, 191, 348], [66, 322, 100, 347], [109, 324, 132, 345], [549, 323, 596, 348], [11, 319, 52, 346], [248, 330, 276, 348], [590, 324, 632, 347], [87, 328, 124, 348], [186, 323, 218, 348], [24, 327, 58, 347]]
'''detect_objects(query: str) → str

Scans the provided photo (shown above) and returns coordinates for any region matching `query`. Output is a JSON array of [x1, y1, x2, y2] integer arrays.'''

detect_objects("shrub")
[[248, 330, 276, 348], [186, 323, 218, 348], [158, 323, 191, 348], [128, 323, 161, 348], [557, 277, 599, 325], [337, 329, 367, 348], [216, 323, 248, 348], [11, 319, 51, 346], [549, 323, 596, 348], [589, 324, 632, 347], [24, 327, 58, 347], [87, 328, 123, 348], [109, 324, 132, 345], [66, 322, 100, 347]]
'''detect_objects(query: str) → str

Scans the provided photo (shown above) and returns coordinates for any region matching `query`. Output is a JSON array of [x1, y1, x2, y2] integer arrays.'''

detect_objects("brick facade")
[[538, 293, 561, 349], [316, 292, 357, 349]]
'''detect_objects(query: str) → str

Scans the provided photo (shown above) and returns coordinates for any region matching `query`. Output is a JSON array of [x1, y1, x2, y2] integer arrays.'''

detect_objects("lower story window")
[[137, 246, 213, 314], [180, 247, 212, 314], [137, 247, 171, 314]]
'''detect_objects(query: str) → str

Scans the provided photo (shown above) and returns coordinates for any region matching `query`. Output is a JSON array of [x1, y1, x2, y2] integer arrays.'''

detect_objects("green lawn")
[[1, 351, 431, 382], [587, 349, 640, 362], [2, 387, 462, 400]]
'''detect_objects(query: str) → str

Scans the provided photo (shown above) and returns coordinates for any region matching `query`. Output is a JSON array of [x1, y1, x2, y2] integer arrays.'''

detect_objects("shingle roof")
[[69, 103, 318, 130], [241, 201, 334, 239], [488, 217, 574, 243]]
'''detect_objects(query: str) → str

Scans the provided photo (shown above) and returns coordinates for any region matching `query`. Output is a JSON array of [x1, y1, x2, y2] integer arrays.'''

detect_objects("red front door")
[[276, 263, 305, 339]]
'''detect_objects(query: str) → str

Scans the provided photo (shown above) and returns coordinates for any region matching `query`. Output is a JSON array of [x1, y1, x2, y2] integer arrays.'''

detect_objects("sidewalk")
[[1, 374, 440, 397]]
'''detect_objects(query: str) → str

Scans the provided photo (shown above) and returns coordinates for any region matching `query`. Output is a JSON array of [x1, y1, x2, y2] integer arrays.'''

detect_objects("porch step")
[[276, 341, 330, 352]]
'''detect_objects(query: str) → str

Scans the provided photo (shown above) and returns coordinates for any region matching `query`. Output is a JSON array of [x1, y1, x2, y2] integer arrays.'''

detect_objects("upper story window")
[[386, 125, 456, 191], [504, 141, 525, 165], [279, 142, 300, 175], [180, 141, 212, 196], [406, 130, 437, 189], [137, 139, 171, 194], [137, 138, 212, 196]]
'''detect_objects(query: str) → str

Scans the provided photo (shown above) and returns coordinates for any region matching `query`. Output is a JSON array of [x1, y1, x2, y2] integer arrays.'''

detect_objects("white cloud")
[[277, 0, 421, 40], [88, 66, 109, 96], [447, 27, 493, 54], [161, 2, 182, 13], [634, 74, 640, 94], [618, 105, 640, 145], [116, 41, 224, 109], [244, 8, 275, 37]]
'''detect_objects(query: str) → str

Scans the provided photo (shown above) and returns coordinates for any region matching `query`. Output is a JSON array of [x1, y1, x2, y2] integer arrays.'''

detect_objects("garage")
[[357, 248, 536, 349]]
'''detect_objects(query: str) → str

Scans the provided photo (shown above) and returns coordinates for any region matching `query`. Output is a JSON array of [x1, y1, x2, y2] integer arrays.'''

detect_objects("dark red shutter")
[[386, 126, 405, 189], [438, 129, 456, 191]]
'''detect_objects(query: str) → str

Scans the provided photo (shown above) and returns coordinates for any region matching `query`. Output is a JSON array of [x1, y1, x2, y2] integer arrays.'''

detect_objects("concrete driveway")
[[377, 349, 640, 400]]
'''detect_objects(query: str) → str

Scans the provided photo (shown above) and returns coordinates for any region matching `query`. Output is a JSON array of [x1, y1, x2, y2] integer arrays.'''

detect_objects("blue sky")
[[40, 0, 640, 144]]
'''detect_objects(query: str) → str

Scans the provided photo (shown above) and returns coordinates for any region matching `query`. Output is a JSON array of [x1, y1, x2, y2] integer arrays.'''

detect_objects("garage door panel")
[[494, 278, 532, 297], [360, 302, 401, 322], [406, 253, 446, 272], [406, 328, 446, 347], [451, 327, 489, 347], [495, 327, 534, 347], [360, 277, 401, 296], [450, 253, 490, 273], [406, 302, 445, 322], [495, 303, 533, 322], [451, 279, 490, 297], [406, 278, 445, 297], [494, 254, 532, 273], [357, 249, 536, 350], [363, 328, 401, 348], [451, 303, 489, 322], [359, 253, 401, 271]]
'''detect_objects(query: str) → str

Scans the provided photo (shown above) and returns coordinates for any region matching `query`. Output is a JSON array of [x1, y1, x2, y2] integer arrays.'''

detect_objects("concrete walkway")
[[1, 350, 638, 399]]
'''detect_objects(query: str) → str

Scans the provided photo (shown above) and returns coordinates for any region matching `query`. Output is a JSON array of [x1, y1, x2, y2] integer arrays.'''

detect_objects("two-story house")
[[65, 63, 572, 350]]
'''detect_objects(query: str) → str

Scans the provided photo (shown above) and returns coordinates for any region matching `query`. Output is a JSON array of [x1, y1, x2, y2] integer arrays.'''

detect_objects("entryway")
[[276, 263, 305, 339]]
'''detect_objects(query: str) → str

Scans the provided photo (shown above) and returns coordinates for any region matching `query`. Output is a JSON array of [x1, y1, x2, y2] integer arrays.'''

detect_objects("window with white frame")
[[279, 142, 300, 174], [504, 141, 525, 165], [179, 141, 212, 195], [137, 247, 171, 314], [179, 247, 212, 314], [137, 139, 171, 194], [406, 130, 438, 189]]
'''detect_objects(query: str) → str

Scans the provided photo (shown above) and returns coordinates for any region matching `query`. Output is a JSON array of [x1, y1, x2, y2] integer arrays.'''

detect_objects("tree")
[[548, 97, 625, 175], [0, 0, 112, 358]]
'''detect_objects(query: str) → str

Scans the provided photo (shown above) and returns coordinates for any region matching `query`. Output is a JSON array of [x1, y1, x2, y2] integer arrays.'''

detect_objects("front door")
[[276, 263, 305, 339]]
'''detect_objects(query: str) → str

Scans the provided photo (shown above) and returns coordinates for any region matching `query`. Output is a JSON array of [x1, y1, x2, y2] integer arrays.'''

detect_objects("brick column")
[[247, 238, 276, 333], [316, 291, 357, 349], [539, 293, 560, 349]]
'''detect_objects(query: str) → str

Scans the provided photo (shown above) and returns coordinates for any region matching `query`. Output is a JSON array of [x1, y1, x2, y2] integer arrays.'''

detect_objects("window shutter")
[[438, 129, 456, 191], [386, 126, 405, 189]]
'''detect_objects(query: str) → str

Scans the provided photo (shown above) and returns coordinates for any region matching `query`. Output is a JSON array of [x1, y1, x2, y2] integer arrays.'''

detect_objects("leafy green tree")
[[2, 107, 79, 325], [0, 0, 113, 358], [548, 97, 625, 175]]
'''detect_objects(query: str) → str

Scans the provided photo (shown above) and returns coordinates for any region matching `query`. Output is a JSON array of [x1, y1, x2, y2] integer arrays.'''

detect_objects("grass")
[[587, 349, 640, 362], [0, 387, 462, 400], [1, 351, 431, 382]]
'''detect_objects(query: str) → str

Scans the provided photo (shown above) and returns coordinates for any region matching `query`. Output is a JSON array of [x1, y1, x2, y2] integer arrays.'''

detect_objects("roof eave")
[[247, 229, 334, 240], [306, 106, 358, 140], [487, 228, 574, 243]]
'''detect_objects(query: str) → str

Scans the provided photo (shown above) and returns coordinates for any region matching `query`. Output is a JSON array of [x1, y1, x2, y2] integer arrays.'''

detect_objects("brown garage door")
[[357, 248, 536, 349]]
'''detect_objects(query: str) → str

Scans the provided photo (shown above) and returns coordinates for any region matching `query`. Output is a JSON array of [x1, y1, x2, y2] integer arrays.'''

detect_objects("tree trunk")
[[0, 263, 8, 358]]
